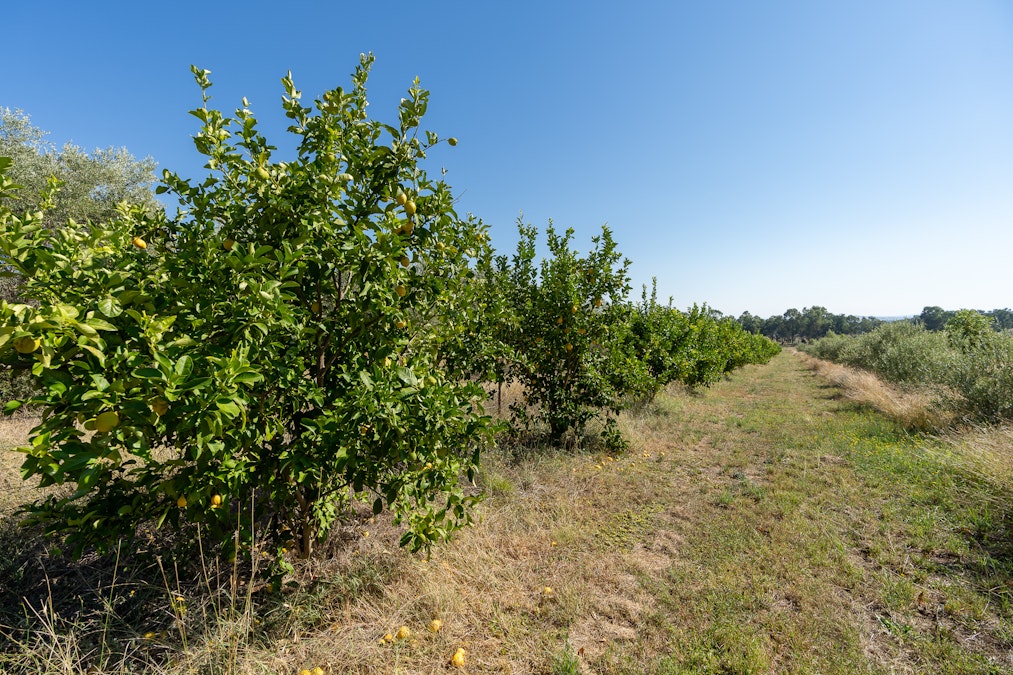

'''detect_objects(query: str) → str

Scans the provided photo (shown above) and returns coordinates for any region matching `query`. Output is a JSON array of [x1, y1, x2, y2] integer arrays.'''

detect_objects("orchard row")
[[0, 56, 777, 574]]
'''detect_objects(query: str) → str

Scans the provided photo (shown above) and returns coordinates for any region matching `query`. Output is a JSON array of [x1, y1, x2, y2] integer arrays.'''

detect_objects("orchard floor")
[[2, 350, 1013, 673]]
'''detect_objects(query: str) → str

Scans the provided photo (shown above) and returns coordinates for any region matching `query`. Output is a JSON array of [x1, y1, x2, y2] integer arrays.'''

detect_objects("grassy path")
[[2, 350, 1012, 673]]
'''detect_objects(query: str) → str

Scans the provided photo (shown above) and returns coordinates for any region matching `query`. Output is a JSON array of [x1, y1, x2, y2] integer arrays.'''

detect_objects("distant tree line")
[[736, 305, 1013, 343], [736, 306, 884, 343], [916, 306, 1013, 332]]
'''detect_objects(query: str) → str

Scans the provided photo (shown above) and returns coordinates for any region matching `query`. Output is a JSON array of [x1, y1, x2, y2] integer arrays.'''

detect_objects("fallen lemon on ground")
[[428, 619, 442, 633], [451, 648, 466, 667], [396, 625, 411, 640]]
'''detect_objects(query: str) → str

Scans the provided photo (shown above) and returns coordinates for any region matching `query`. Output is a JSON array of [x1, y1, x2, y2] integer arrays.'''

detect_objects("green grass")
[[1, 351, 1012, 673]]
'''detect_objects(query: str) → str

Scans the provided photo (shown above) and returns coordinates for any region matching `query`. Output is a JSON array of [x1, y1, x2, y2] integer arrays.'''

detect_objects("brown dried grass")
[[796, 351, 949, 430]]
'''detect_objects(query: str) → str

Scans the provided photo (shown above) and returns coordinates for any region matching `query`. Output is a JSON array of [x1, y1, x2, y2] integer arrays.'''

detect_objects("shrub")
[[497, 220, 636, 445], [0, 56, 494, 566]]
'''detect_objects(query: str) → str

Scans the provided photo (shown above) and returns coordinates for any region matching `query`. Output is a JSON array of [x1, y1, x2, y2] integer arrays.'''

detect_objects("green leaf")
[[216, 398, 242, 417]]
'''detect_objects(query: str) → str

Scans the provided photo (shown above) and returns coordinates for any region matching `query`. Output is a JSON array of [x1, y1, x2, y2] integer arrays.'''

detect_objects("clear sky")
[[4, 1, 1012, 318]]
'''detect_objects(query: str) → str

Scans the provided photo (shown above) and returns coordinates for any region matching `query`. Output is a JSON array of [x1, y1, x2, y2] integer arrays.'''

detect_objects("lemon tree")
[[0, 55, 494, 564], [497, 220, 636, 446]]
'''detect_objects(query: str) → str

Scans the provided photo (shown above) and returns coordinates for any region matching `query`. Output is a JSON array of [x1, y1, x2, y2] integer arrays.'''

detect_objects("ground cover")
[[1, 350, 1011, 673]]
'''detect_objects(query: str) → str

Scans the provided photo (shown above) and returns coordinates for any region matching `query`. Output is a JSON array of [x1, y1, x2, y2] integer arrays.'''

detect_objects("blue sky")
[[4, 1, 1012, 317]]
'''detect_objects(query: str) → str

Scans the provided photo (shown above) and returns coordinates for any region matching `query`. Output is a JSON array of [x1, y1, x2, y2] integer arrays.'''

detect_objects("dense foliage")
[[0, 57, 495, 566], [803, 314, 1013, 422], [0, 57, 782, 568]]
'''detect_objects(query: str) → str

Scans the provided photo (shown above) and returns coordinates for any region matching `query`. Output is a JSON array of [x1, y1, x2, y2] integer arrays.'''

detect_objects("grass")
[[1, 350, 1013, 672]]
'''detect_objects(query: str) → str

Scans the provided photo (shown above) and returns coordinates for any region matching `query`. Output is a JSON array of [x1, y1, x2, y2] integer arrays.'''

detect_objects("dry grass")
[[796, 350, 949, 430], [3, 353, 1013, 673]]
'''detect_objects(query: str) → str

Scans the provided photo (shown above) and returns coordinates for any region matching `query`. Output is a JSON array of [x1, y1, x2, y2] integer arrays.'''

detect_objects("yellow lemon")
[[13, 336, 40, 354], [132, 237, 147, 250], [177, 495, 187, 508], [383, 633, 394, 643], [256, 167, 270, 180], [210, 494, 222, 508], [451, 648, 466, 668], [595, 297, 603, 307], [404, 200, 417, 217], [447, 137, 458, 146], [428, 619, 442, 633], [395, 191, 408, 206], [396, 625, 410, 640], [396, 320, 407, 330], [395, 285, 407, 298], [95, 411, 120, 433], [312, 668, 325, 675]]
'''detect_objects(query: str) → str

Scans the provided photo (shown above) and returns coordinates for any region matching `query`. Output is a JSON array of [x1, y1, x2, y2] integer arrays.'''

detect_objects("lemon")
[[13, 336, 40, 354], [311, 301, 322, 313], [395, 191, 408, 206], [404, 200, 417, 217], [451, 648, 466, 668], [383, 633, 394, 643], [211, 494, 223, 508], [428, 619, 442, 633], [132, 237, 147, 250], [395, 285, 407, 298], [177, 495, 187, 508], [396, 625, 410, 640], [256, 167, 270, 180], [151, 398, 169, 416], [447, 137, 458, 146], [400, 256, 410, 267], [396, 320, 407, 330], [95, 411, 120, 433], [311, 668, 325, 675], [222, 238, 235, 251]]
